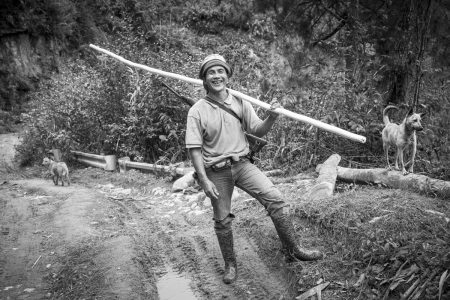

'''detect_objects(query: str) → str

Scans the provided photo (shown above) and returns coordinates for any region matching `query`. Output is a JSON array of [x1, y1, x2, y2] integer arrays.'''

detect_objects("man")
[[186, 54, 323, 284]]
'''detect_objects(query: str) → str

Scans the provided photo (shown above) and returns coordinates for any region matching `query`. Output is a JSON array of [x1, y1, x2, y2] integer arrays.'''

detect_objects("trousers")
[[205, 158, 288, 232]]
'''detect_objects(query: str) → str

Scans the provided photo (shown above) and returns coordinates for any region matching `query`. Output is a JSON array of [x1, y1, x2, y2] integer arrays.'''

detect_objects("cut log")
[[336, 167, 450, 199], [309, 154, 341, 200]]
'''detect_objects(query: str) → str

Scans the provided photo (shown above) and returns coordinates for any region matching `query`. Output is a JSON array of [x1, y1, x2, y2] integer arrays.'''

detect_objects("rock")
[[202, 198, 211, 208], [152, 187, 167, 195], [172, 171, 196, 192], [185, 194, 198, 204], [232, 189, 240, 201]]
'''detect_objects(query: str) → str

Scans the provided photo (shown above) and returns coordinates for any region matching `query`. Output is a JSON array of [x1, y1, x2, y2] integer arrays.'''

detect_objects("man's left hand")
[[268, 100, 282, 119]]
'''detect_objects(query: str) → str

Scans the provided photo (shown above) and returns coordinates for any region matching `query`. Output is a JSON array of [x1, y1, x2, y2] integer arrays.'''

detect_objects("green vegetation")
[[1, 0, 448, 179]]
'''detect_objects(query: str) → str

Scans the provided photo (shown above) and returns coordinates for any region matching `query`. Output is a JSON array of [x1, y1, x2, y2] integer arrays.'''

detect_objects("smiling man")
[[185, 54, 323, 284]]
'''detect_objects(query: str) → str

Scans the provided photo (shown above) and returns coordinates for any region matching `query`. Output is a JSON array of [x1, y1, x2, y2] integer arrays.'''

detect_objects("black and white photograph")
[[0, 0, 449, 299]]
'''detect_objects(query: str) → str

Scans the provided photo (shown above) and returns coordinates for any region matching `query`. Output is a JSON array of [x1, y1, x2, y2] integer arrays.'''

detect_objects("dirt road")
[[0, 133, 325, 299]]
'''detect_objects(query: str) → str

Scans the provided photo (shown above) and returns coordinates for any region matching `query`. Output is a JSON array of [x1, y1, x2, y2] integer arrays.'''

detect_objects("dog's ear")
[[399, 103, 409, 110], [419, 111, 426, 118], [406, 107, 415, 116]]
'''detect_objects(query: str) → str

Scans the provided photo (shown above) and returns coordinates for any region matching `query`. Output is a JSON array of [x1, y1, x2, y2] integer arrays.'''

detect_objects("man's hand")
[[268, 99, 282, 119], [200, 178, 219, 201], [189, 147, 219, 200], [253, 99, 283, 137]]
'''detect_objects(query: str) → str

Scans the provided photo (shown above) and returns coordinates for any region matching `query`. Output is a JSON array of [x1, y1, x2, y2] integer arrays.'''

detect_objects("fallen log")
[[309, 154, 341, 200], [336, 167, 450, 199]]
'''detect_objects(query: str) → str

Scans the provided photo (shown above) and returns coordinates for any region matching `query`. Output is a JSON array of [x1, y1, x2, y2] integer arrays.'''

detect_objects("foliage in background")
[[16, 56, 191, 166], [183, 0, 252, 34], [7, 0, 450, 180], [0, 110, 20, 134]]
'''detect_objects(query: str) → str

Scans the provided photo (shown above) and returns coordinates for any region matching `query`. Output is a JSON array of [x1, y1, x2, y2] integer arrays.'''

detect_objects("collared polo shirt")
[[186, 93, 263, 167]]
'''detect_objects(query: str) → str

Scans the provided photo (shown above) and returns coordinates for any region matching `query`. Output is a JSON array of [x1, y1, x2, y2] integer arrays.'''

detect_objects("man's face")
[[204, 65, 228, 93]]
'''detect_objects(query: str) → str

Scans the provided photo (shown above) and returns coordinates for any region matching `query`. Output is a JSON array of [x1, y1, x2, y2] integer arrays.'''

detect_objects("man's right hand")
[[200, 178, 219, 201], [189, 147, 219, 201]]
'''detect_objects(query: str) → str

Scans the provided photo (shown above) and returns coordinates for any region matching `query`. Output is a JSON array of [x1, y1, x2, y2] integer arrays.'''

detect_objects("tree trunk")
[[336, 167, 450, 199], [309, 154, 341, 200]]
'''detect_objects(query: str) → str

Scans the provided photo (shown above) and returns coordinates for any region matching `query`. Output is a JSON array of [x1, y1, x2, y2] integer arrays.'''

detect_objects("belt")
[[210, 156, 248, 170]]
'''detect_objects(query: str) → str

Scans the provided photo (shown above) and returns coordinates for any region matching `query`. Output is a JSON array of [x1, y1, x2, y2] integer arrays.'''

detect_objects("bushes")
[[16, 60, 106, 165], [16, 56, 190, 166], [11, 0, 449, 181], [183, 1, 251, 34], [0, 110, 19, 134]]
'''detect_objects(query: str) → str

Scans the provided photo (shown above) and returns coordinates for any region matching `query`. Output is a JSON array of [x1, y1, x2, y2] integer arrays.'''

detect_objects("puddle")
[[156, 265, 197, 300]]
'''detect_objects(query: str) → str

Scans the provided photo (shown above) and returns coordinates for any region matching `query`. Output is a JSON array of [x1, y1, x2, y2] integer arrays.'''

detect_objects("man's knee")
[[268, 204, 290, 218], [257, 187, 287, 216], [214, 213, 235, 233]]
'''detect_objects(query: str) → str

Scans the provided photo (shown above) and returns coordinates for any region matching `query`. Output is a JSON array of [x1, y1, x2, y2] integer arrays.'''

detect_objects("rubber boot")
[[270, 213, 323, 261], [216, 229, 237, 284]]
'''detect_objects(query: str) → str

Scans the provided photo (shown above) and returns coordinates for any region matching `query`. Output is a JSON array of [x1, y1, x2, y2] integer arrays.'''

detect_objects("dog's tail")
[[383, 105, 398, 126]]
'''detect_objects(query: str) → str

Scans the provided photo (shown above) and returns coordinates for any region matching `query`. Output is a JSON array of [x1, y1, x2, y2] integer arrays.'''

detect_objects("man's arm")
[[189, 148, 219, 201], [252, 101, 281, 137]]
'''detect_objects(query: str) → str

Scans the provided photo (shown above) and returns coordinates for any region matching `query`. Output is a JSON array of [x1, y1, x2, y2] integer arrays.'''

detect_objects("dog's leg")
[[398, 146, 408, 175], [408, 134, 417, 173], [384, 143, 392, 170], [394, 147, 401, 171], [53, 174, 58, 185]]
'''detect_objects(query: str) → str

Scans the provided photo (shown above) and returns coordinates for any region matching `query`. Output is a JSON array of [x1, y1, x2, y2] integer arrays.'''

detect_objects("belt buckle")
[[212, 159, 231, 171]]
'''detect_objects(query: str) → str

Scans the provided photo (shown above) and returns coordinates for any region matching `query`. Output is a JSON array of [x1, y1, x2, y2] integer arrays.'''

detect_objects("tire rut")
[[159, 226, 290, 299], [103, 188, 300, 300]]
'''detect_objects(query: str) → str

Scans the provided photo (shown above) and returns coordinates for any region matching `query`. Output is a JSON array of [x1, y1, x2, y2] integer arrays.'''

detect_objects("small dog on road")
[[381, 105, 425, 175], [42, 157, 71, 186]]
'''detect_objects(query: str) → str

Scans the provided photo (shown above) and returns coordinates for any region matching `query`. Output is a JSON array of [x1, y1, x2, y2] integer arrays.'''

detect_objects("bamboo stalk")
[[89, 44, 367, 144]]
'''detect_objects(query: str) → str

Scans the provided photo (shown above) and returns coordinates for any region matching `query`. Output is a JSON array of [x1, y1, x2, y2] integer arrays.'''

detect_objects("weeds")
[[47, 240, 107, 299]]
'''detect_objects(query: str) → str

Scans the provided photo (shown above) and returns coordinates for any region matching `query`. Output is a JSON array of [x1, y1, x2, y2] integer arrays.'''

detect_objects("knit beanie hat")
[[198, 54, 233, 79]]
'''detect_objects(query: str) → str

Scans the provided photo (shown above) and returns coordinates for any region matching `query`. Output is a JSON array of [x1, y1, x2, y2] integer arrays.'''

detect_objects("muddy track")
[[0, 176, 313, 299], [0, 132, 308, 299], [104, 186, 298, 299]]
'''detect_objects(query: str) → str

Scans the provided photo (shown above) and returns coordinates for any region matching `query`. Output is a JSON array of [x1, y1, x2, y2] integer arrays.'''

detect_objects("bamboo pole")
[[89, 44, 366, 143]]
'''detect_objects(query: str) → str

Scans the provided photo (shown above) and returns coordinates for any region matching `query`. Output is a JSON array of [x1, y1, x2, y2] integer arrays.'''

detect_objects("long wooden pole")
[[89, 44, 366, 143]]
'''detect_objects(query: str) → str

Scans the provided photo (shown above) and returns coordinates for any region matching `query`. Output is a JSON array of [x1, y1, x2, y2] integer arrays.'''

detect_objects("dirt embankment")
[[1, 132, 449, 300]]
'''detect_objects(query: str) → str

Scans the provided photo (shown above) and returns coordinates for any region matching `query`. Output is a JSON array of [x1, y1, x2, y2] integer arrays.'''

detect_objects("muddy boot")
[[270, 213, 323, 261], [216, 229, 237, 284]]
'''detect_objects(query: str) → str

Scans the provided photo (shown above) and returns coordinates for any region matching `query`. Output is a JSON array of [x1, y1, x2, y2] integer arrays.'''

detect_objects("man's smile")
[[210, 78, 224, 86]]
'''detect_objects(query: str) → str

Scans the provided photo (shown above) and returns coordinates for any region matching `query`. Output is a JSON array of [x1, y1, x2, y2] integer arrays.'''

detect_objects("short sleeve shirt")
[[186, 93, 263, 167]]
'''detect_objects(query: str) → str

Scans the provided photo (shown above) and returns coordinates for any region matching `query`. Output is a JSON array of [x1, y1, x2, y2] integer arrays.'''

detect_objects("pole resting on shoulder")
[[89, 44, 366, 144]]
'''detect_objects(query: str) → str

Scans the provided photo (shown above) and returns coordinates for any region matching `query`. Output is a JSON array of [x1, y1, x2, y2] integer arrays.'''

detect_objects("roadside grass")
[[287, 182, 449, 299], [46, 239, 108, 300], [231, 177, 449, 299]]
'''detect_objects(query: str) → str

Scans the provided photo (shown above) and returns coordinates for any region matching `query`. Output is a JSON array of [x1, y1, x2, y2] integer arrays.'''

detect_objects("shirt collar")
[[205, 92, 232, 107]]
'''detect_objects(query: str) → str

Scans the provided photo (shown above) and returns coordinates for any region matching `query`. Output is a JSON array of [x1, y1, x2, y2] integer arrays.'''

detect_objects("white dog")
[[381, 106, 425, 175], [42, 157, 71, 186]]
